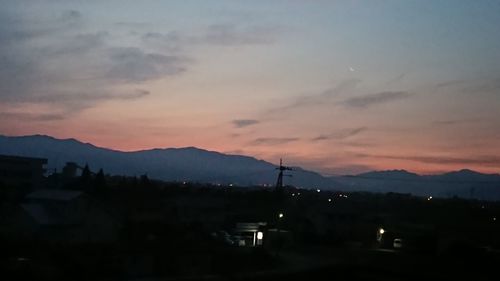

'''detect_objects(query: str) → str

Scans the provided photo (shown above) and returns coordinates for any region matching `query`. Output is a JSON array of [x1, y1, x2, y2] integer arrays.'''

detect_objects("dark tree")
[[81, 164, 91, 182], [140, 173, 151, 186], [93, 168, 109, 198], [95, 168, 106, 187]]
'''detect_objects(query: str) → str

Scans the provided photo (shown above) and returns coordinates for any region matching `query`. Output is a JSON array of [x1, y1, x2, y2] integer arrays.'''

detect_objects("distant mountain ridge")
[[335, 169, 500, 200], [1, 134, 499, 200], [0, 134, 336, 189]]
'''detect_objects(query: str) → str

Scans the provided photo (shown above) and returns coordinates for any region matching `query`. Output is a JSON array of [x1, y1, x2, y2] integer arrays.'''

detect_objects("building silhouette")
[[0, 154, 47, 189]]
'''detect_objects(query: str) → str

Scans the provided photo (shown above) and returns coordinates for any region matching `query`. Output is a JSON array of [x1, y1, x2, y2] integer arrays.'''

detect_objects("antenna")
[[275, 158, 293, 190]]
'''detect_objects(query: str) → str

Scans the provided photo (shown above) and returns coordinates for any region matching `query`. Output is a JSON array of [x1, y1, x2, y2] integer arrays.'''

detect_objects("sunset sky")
[[1, 0, 500, 175]]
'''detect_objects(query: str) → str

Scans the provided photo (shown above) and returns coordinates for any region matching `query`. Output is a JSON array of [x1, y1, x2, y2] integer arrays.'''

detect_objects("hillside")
[[0, 135, 337, 189], [1, 134, 499, 200]]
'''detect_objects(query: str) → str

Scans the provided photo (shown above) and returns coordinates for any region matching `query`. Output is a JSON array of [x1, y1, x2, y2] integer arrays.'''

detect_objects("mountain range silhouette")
[[1, 134, 499, 200]]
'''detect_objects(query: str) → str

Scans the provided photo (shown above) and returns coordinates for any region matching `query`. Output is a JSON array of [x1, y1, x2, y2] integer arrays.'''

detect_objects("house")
[[232, 222, 267, 247], [0, 155, 47, 189]]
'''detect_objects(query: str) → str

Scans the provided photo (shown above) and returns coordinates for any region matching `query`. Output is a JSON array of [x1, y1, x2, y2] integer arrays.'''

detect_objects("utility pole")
[[275, 158, 292, 191], [273, 159, 292, 257]]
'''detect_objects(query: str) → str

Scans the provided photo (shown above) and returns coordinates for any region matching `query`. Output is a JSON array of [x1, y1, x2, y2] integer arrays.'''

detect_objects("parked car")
[[393, 238, 403, 249]]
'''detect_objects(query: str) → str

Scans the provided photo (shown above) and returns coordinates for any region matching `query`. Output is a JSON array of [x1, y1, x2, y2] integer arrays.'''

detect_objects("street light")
[[377, 228, 385, 243]]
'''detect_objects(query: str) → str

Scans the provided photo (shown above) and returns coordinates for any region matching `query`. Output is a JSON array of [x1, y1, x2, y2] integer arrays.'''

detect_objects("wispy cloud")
[[142, 23, 283, 50], [114, 21, 151, 28], [279, 79, 362, 111], [461, 77, 500, 94], [141, 31, 183, 52], [250, 137, 299, 146], [46, 31, 108, 56], [434, 79, 465, 90], [60, 10, 82, 23], [202, 24, 281, 45], [270, 153, 374, 176], [385, 73, 407, 86], [0, 9, 182, 118], [29, 88, 150, 103], [257, 79, 362, 118], [312, 127, 367, 141], [1, 6, 284, 121], [232, 119, 260, 128], [0, 9, 83, 45], [227, 78, 362, 128], [432, 118, 481, 126], [0, 112, 66, 122], [105, 47, 188, 82], [327, 164, 375, 176], [340, 91, 412, 108], [357, 153, 500, 167], [433, 78, 500, 95]]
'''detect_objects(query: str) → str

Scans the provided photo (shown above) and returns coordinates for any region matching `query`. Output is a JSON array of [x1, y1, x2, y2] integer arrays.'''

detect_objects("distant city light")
[[257, 231, 264, 240], [328, 198, 332, 202], [278, 213, 284, 219], [494, 217, 497, 222], [379, 228, 385, 234], [427, 196, 433, 201], [292, 193, 295, 196], [316, 189, 321, 193], [297, 192, 301, 196], [229, 183, 233, 187]]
